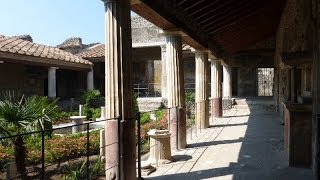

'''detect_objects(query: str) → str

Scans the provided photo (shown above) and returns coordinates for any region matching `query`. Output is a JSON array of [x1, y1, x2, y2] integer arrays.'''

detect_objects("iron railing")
[[0, 99, 234, 179]]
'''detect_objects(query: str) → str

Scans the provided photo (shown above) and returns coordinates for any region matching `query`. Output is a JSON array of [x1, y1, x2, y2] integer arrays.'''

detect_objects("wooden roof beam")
[[200, 1, 254, 28]]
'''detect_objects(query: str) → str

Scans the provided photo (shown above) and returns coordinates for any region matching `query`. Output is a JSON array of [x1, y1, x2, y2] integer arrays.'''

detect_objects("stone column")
[[87, 67, 94, 90], [211, 59, 222, 118], [195, 51, 209, 129], [301, 67, 306, 93], [161, 45, 167, 100], [312, 8, 320, 176], [291, 67, 297, 103], [223, 65, 232, 98], [166, 34, 186, 150], [102, 0, 135, 179], [48, 67, 57, 98]]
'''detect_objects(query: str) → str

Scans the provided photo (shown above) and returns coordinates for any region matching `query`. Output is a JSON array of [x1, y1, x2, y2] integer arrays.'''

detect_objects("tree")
[[0, 91, 60, 179]]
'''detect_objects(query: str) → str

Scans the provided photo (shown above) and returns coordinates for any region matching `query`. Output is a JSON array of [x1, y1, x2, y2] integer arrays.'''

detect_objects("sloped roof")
[[77, 44, 104, 59], [0, 35, 92, 70], [77, 43, 194, 60]]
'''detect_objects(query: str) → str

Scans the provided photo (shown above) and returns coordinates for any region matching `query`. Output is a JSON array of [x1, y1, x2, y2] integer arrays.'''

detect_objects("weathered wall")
[[131, 16, 165, 45], [274, 0, 319, 174], [237, 67, 257, 97], [274, 0, 314, 108], [57, 69, 87, 98], [0, 62, 46, 96]]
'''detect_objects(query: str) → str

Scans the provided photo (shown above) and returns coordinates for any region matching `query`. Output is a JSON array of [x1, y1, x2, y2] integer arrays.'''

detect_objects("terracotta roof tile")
[[76, 44, 105, 59], [0, 35, 92, 68]]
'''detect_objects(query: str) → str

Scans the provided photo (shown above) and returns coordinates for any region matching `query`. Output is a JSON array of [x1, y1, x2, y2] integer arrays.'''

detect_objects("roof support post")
[[166, 33, 187, 150], [223, 64, 232, 98], [87, 67, 94, 90], [312, 3, 320, 176], [211, 59, 222, 118], [48, 67, 57, 99], [195, 51, 209, 129], [161, 44, 167, 100], [102, 0, 135, 179]]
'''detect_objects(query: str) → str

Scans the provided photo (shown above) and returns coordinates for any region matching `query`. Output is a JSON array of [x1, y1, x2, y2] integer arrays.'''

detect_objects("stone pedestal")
[[147, 129, 172, 164], [195, 51, 209, 129], [70, 116, 86, 134], [48, 67, 57, 99]]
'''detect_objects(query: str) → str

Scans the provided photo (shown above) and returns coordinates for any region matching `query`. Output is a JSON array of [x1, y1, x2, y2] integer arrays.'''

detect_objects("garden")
[[0, 90, 195, 179]]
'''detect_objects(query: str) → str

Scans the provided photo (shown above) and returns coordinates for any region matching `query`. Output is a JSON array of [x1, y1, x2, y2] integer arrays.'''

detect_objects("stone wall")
[[0, 62, 46, 96], [274, 0, 319, 174], [237, 67, 257, 97], [131, 16, 165, 45]]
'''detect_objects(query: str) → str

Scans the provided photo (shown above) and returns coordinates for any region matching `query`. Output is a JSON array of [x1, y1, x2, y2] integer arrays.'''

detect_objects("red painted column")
[[166, 33, 187, 150], [211, 59, 223, 118], [102, 0, 135, 179]]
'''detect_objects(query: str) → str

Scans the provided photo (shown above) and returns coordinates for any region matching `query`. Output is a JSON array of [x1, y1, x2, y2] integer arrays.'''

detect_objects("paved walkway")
[[143, 100, 315, 180]]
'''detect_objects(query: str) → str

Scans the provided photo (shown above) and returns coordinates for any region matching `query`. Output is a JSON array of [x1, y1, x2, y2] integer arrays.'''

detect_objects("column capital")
[[49, 67, 59, 70]]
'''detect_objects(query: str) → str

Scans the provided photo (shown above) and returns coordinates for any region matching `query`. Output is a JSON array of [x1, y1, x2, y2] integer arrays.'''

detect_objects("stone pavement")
[[143, 101, 315, 180]]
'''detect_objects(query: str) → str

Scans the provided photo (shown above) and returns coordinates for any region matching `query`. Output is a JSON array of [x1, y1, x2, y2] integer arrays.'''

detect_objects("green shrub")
[[140, 113, 150, 125], [0, 131, 100, 170], [185, 90, 195, 106], [155, 109, 166, 120]]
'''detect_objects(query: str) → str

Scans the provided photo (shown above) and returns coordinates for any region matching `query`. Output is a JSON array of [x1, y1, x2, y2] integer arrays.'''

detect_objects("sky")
[[0, 0, 133, 46]]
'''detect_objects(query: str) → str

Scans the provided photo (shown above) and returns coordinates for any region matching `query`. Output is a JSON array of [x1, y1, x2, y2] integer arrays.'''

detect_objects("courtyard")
[[144, 98, 315, 180]]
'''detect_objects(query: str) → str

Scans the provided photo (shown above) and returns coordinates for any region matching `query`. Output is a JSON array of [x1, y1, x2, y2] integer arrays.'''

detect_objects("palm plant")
[[0, 91, 60, 179]]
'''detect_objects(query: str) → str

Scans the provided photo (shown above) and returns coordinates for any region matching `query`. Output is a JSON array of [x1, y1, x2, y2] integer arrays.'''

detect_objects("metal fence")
[[0, 99, 233, 179], [0, 118, 119, 180]]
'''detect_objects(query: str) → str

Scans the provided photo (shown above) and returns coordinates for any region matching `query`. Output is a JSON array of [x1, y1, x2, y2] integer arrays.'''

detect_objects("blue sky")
[[0, 1, 123, 46]]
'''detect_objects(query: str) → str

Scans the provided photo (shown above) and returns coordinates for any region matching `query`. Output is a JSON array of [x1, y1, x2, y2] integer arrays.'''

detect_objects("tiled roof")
[[76, 44, 105, 59], [0, 35, 92, 69], [77, 43, 195, 59]]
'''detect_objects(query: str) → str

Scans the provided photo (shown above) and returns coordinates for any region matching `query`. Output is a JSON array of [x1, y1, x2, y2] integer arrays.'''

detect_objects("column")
[[166, 34, 187, 149], [301, 67, 306, 93], [102, 0, 135, 179], [291, 67, 297, 103], [312, 11, 320, 176], [223, 65, 232, 98], [48, 67, 57, 98], [195, 51, 209, 129], [87, 67, 94, 90], [211, 59, 222, 118], [161, 45, 167, 100]]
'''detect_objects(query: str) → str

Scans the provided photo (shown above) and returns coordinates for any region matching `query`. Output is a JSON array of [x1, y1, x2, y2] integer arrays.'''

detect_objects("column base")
[[168, 107, 187, 150], [211, 98, 222, 118], [105, 119, 136, 180], [196, 100, 209, 129], [105, 119, 120, 179]]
